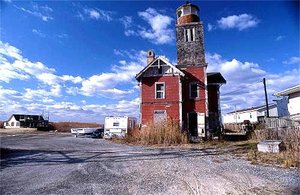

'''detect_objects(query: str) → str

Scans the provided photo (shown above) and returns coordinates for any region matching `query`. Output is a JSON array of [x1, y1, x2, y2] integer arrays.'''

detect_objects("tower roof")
[[176, 2, 200, 25]]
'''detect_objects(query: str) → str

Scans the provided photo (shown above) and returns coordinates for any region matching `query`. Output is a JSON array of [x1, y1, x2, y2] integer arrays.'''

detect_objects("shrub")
[[124, 119, 188, 145], [251, 128, 300, 168]]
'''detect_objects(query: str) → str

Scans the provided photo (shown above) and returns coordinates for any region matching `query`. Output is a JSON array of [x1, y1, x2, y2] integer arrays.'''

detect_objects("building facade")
[[136, 2, 226, 138], [274, 85, 300, 121], [223, 104, 280, 124], [4, 114, 48, 129]]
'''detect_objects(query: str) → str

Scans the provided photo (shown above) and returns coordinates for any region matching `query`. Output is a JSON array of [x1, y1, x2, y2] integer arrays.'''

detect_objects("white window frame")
[[189, 82, 199, 99], [155, 82, 165, 99], [184, 28, 195, 42]]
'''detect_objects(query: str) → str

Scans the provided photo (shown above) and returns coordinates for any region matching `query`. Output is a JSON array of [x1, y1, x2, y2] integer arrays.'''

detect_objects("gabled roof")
[[7, 114, 44, 122], [274, 85, 300, 96], [135, 56, 185, 81], [207, 72, 226, 84], [226, 104, 276, 115]]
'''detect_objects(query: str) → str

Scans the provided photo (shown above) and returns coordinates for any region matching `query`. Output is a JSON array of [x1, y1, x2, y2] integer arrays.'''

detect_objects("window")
[[16, 122, 20, 126], [11, 122, 14, 126], [189, 82, 199, 99], [154, 110, 166, 123], [183, 6, 190, 15], [113, 122, 119, 127], [177, 10, 182, 18], [155, 83, 165, 99], [250, 113, 252, 118], [184, 28, 195, 42]]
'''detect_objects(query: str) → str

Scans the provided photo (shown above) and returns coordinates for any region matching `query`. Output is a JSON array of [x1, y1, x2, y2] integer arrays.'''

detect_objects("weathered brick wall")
[[176, 22, 206, 66], [181, 67, 206, 129], [177, 15, 199, 25], [141, 75, 180, 124]]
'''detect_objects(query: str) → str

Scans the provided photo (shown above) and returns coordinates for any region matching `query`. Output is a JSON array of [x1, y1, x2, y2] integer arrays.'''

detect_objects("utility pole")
[[263, 78, 269, 117]]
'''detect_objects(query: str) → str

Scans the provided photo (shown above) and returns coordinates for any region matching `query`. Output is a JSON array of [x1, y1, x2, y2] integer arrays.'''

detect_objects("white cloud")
[[14, 4, 53, 22], [0, 41, 144, 122], [121, 8, 174, 44], [276, 35, 285, 41], [206, 53, 300, 114], [32, 29, 46, 38], [207, 23, 215, 31], [138, 8, 174, 44], [0, 41, 84, 100], [120, 16, 137, 36], [83, 8, 114, 21], [217, 14, 259, 31], [282, 56, 300, 65]]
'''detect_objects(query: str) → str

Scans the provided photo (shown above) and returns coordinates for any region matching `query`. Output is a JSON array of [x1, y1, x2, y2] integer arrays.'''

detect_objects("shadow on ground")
[[0, 147, 222, 169]]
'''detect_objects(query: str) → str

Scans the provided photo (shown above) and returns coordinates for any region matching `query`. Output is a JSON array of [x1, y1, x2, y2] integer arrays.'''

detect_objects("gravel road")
[[1, 133, 299, 194]]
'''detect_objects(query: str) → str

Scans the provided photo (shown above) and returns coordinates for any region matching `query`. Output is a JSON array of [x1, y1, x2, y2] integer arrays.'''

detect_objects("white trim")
[[155, 82, 165, 99], [139, 81, 142, 125], [136, 56, 185, 80], [179, 78, 183, 129], [204, 67, 209, 130], [274, 85, 300, 96]]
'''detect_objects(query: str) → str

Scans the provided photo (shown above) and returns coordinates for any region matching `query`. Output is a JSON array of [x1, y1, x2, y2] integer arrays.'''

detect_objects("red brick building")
[[136, 2, 226, 138]]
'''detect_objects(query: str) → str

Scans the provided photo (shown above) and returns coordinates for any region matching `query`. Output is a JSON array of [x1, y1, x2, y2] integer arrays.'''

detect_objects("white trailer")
[[104, 116, 136, 138]]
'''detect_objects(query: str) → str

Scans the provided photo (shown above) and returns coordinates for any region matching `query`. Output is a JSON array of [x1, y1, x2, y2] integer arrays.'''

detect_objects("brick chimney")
[[147, 50, 155, 64]]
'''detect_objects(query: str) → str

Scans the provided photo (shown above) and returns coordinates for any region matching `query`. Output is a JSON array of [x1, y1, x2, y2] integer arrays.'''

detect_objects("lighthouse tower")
[[176, 2, 206, 66]]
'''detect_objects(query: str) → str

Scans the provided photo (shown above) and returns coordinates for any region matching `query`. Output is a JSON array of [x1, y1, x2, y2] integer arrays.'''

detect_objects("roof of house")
[[8, 114, 44, 121], [207, 72, 226, 84], [226, 104, 276, 115], [135, 56, 185, 81], [273, 85, 300, 96]]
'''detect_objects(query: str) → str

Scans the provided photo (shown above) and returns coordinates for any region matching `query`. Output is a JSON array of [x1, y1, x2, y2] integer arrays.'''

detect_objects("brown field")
[[51, 122, 103, 132]]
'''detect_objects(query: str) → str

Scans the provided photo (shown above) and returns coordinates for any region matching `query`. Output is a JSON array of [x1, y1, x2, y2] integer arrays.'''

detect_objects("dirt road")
[[1, 133, 299, 194]]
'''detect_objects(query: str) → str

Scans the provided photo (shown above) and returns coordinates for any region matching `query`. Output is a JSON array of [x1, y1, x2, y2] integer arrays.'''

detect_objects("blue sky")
[[0, 0, 299, 123]]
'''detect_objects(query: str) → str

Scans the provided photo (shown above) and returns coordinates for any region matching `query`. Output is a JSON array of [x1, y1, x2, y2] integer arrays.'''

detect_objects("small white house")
[[223, 104, 278, 124], [4, 114, 47, 129], [274, 85, 300, 121]]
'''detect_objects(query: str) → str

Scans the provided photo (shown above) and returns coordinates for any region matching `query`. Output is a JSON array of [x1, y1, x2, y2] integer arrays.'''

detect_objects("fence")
[[265, 117, 300, 130]]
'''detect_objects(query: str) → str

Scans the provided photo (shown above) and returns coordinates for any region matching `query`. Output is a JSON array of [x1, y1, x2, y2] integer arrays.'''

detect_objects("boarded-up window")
[[154, 110, 166, 123]]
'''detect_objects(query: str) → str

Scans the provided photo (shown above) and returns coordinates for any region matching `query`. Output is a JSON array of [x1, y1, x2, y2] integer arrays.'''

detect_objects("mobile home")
[[104, 116, 136, 138]]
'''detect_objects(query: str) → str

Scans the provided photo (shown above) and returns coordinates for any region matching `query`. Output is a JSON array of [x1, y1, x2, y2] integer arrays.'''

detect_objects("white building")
[[274, 85, 300, 121], [223, 104, 279, 124], [4, 114, 47, 129]]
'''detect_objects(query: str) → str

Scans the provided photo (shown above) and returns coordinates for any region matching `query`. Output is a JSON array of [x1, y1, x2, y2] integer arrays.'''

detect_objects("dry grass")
[[51, 122, 102, 132], [124, 119, 188, 146], [248, 128, 300, 168]]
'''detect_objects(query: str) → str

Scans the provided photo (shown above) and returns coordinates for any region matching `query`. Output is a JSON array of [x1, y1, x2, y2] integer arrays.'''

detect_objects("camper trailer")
[[104, 116, 136, 138]]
